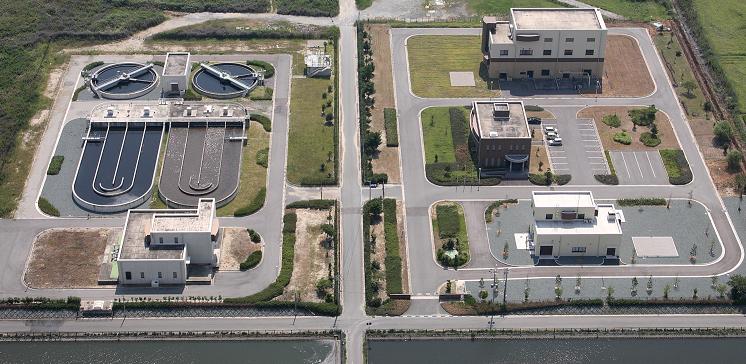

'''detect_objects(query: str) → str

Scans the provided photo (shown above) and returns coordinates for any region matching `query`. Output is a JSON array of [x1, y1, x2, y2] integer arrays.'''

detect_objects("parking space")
[[610, 150, 669, 185], [575, 118, 609, 175], [544, 115, 608, 183]]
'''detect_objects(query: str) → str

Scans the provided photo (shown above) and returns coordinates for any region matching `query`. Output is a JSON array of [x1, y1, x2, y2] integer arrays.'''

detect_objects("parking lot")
[[609, 150, 669, 185], [544, 113, 609, 183]]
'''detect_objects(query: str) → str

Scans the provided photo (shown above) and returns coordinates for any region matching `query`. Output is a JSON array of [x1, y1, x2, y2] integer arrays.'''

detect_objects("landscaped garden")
[[432, 202, 469, 268], [580, 106, 678, 152]]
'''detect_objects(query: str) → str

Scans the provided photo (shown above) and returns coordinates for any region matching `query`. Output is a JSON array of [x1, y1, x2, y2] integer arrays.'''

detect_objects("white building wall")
[[151, 231, 214, 264], [118, 259, 186, 285], [533, 206, 597, 221], [161, 74, 188, 96], [535, 233, 621, 257]]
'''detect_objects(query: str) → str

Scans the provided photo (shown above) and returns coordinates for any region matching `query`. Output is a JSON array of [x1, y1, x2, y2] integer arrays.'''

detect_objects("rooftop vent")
[[142, 107, 151, 117], [489, 131, 499, 138], [106, 107, 115, 118], [607, 210, 617, 222], [493, 103, 510, 119]]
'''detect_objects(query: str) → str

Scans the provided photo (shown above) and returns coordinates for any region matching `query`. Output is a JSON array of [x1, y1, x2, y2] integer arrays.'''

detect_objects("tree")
[[681, 80, 697, 97], [368, 198, 383, 216], [728, 275, 746, 304], [727, 150, 743, 171], [479, 290, 488, 302], [364, 131, 382, 156], [544, 170, 553, 186], [713, 121, 733, 146]]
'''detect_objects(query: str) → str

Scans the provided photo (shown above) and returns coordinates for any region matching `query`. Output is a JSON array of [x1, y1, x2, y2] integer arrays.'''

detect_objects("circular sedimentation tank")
[[90, 62, 159, 100], [192, 63, 260, 99]]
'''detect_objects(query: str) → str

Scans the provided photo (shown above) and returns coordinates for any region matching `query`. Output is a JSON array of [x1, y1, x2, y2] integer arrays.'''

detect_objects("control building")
[[469, 100, 531, 176]]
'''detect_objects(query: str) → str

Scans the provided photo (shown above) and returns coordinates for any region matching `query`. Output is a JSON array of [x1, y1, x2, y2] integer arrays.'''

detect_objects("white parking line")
[[633, 152, 643, 178], [620, 152, 631, 179], [553, 162, 569, 165], [646, 151, 656, 178]]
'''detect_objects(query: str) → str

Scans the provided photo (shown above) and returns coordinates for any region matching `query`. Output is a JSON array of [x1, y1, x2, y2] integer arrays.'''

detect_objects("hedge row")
[[38, 197, 60, 217], [465, 298, 604, 315], [358, 27, 387, 184], [224, 213, 296, 304], [595, 174, 620, 185], [425, 163, 501, 186], [240, 251, 262, 270], [247, 60, 275, 79], [528, 173, 571, 186], [383, 199, 403, 294], [383, 108, 399, 147], [362, 200, 376, 308], [46, 155, 64, 175], [152, 22, 339, 41], [250, 114, 271, 132], [660, 149, 693, 185], [617, 198, 667, 207], [286, 199, 335, 210], [484, 199, 518, 223], [111, 300, 339, 316], [276, 0, 339, 17], [607, 298, 730, 307], [0, 296, 79, 310], [234, 187, 266, 217]]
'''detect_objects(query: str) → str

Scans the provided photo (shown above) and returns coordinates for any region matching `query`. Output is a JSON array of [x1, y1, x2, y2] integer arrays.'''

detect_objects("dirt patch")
[[396, 200, 409, 294], [25, 228, 117, 288], [579, 106, 678, 151], [586, 35, 655, 97], [366, 24, 401, 183], [529, 144, 550, 174], [219, 228, 262, 271], [281, 208, 335, 303]]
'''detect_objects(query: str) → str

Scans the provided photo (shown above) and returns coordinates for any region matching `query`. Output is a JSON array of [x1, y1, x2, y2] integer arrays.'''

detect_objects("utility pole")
[[502, 268, 509, 307], [478, 168, 481, 191], [320, 185, 323, 200], [368, 182, 372, 202], [490, 267, 498, 304], [382, 181, 385, 200]]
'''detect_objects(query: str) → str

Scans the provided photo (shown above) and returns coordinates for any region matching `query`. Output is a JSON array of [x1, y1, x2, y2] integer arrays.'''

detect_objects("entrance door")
[[170, 82, 180, 93], [499, 73, 508, 80], [606, 247, 617, 257], [539, 245, 553, 256], [526, 70, 534, 79]]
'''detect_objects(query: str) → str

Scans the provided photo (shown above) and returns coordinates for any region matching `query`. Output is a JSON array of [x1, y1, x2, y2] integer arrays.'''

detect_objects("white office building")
[[161, 52, 191, 97], [531, 191, 623, 258]]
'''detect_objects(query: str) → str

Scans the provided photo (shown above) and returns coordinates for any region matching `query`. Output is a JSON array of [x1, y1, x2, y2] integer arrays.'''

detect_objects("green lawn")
[[407, 35, 498, 98], [465, 0, 565, 16], [692, 0, 746, 113], [653, 32, 707, 118], [433, 202, 469, 268], [582, 0, 669, 21], [287, 77, 337, 185], [422, 107, 458, 164], [217, 122, 269, 216]]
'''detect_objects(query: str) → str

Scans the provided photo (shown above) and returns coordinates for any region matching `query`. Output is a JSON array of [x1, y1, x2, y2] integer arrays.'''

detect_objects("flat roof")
[[120, 211, 185, 260], [489, 22, 513, 44], [511, 8, 604, 30], [535, 204, 622, 235], [151, 199, 214, 233], [90, 102, 248, 123], [472, 101, 529, 139], [533, 191, 596, 209], [163, 52, 190, 76]]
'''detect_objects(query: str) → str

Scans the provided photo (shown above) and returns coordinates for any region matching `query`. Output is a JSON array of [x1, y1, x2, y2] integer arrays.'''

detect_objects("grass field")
[[217, 122, 269, 216], [465, 0, 565, 16], [407, 35, 498, 98], [432, 201, 469, 268], [653, 33, 706, 118], [287, 77, 337, 185], [422, 107, 458, 165], [692, 0, 746, 113], [582, 0, 669, 21]]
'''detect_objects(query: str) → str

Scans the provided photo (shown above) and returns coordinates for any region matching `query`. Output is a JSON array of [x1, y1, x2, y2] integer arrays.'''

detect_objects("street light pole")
[[502, 268, 509, 307]]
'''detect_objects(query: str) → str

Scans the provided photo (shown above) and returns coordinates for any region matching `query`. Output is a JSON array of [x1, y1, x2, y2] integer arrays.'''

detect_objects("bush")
[[234, 188, 266, 217], [250, 114, 271, 132], [728, 275, 746, 304], [727, 150, 743, 171], [435, 204, 460, 239], [240, 251, 262, 270], [275, 0, 339, 17], [383, 108, 399, 147], [617, 198, 666, 206], [524, 105, 544, 112], [628, 105, 657, 126], [484, 199, 518, 223], [183, 88, 203, 101], [247, 229, 261, 243], [713, 121, 733, 145], [286, 199, 335, 210], [529, 172, 567, 186], [38, 197, 59, 217], [72, 85, 87, 102], [613, 131, 632, 145], [82, 61, 104, 72], [639, 132, 661, 147], [595, 174, 619, 185], [660, 149, 693, 185], [602, 114, 621, 128], [255, 147, 269, 168], [316, 277, 333, 295], [283, 212, 297, 233], [554, 174, 571, 185], [46, 155, 64, 175], [383, 199, 403, 294], [247, 60, 275, 78]]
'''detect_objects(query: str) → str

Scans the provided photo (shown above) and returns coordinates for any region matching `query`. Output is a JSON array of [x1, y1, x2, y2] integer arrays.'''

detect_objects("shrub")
[[524, 105, 544, 112], [71, 85, 87, 102], [602, 114, 621, 128], [660, 149, 693, 185], [628, 105, 657, 126], [255, 147, 269, 168], [528, 172, 563, 185], [46, 155, 64, 175], [275, 0, 339, 17], [639, 132, 661, 147], [594, 174, 619, 185], [183, 88, 203, 101], [38, 198, 59, 217], [383, 199, 402, 294], [82, 61, 104, 72], [234, 188, 266, 217], [727, 150, 743, 171], [617, 198, 666, 206], [435, 204, 460, 239], [286, 199, 335, 210], [613, 131, 632, 145], [316, 277, 333, 296], [484, 199, 518, 223], [283, 212, 297, 233], [247, 60, 275, 78], [383, 108, 399, 147], [554, 174, 571, 185], [728, 275, 746, 304], [247, 229, 261, 243], [250, 114, 271, 132], [713, 121, 733, 145], [240, 251, 262, 270]]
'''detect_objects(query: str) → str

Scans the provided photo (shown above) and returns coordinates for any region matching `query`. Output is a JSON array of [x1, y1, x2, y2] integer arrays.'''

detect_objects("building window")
[[158, 237, 163, 244], [125, 272, 132, 280], [564, 49, 573, 56], [519, 49, 533, 56], [500, 49, 509, 56], [572, 247, 587, 253], [545, 214, 553, 220], [541, 69, 550, 76], [173, 272, 178, 279], [542, 49, 551, 56], [587, 37, 596, 42], [140, 272, 145, 279], [544, 37, 552, 42], [157, 272, 162, 279], [585, 49, 595, 56], [565, 37, 574, 42]]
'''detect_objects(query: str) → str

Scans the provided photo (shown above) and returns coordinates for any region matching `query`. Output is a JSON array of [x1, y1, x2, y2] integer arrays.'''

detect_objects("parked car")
[[527, 116, 542, 125], [544, 126, 558, 133], [548, 137, 563, 146], [545, 131, 558, 140]]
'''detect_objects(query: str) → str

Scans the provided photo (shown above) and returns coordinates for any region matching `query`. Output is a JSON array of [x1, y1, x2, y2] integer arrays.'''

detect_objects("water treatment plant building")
[[481, 8, 607, 81], [469, 100, 531, 176]]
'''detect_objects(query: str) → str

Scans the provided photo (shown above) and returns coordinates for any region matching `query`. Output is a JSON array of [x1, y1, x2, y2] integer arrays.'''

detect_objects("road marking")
[[633, 151, 644, 178], [620, 152, 631, 179], [646, 151, 656, 178], [553, 162, 569, 165]]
